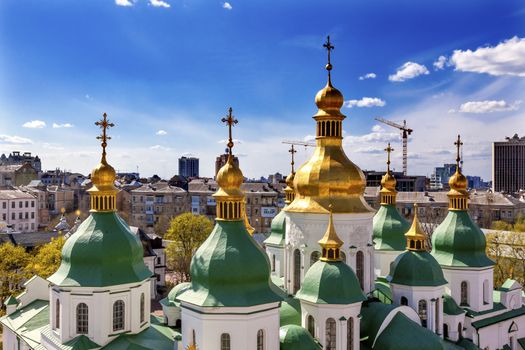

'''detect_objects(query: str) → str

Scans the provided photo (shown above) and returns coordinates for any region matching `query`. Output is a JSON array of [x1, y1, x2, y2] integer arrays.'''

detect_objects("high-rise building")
[[178, 156, 199, 178], [493, 133, 525, 193], [214, 148, 239, 178]]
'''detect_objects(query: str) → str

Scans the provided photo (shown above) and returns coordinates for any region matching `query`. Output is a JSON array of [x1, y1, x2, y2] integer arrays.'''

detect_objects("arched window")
[[444, 324, 449, 339], [140, 293, 145, 323], [340, 251, 346, 263], [310, 251, 321, 266], [192, 330, 196, 346], [326, 318, 336, 350], [76, 303, 88, 334], [293, 249, 301, 293], [272, 255, 276, 272], [257, 329, 264, 350], [347, 317, 354, 350], [460, 281, 469, 306], [400, 296, 408, 306], [418, 300, 427, 328], [113, 300, 125, 331], [307, 315, 315, 337], [356, 251, 364, 289], [435, 298, 440, 333], [221, 333, 231, 350], [458, 322, 462, 339], [483, 279, 489, 304], [55, 299, 60, 330]]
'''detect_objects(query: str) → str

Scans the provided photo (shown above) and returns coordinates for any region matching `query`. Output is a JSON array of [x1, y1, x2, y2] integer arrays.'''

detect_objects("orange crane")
[[374, 117, 413, 176]]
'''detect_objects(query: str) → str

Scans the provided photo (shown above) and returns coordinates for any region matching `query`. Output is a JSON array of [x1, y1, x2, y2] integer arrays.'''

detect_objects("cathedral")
[[2, 38, 525, 350]]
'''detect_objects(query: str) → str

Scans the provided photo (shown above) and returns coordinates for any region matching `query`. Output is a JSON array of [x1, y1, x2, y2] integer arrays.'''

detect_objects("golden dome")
[[448, 169, 467, 193], [285, 172, 295, 188], [314, 81, 345, 118], [381, 171, 396, 191], [215, 155, 244, 198], [90, 154, 116, 192]]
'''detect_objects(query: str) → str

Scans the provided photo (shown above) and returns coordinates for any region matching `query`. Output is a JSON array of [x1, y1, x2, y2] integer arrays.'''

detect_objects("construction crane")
[[374, 117, 413, 176], [282, 140, 316, 148]]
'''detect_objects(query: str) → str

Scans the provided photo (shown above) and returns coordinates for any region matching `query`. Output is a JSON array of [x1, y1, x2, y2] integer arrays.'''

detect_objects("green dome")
[[431, 210, 494, 268], [389, 251, 447, 287], [279, 325, 321, 350], [161, 282, 191, 307], [280, 297, 301, 326], [443, 294, 464, 315], [178, 220, 281, 307], [373, 204, 410, 251], [264, 210, 286, 247], [48, 212, 152, 287], [296, 260, 365, 304]]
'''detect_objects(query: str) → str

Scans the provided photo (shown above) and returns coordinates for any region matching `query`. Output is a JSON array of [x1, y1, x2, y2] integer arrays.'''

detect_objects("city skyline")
[[1, 0, 524, 179]]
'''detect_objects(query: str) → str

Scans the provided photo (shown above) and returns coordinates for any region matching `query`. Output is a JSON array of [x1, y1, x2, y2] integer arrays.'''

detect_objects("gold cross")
[[454, 134, 463, 168], [384, 143, 394, 172], [289, 145, 297, 174], [323, 35, 335, 81], [95, 113, 115, 156], [221, 107, 238, 155]]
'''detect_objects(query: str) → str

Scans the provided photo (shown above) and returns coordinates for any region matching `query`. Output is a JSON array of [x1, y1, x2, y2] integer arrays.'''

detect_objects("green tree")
[[154, 215, 171, 237], [0, 243, 31, 307], [491, 220, 513, 231], [165, 213, 213, 282], [26, 236, 65, 279]]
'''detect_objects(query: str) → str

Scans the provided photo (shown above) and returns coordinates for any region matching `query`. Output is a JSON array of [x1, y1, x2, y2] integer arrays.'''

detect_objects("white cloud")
[[218, 138, 242, 144], [149, 0, 170, 8], [223, 2, 233, 10], [371, 125, 385, 133], [452, 100, 522, 114], [115, 0, 134, 6], [149, 145, 171, 151], [345, 125, 399, 144], [0, 135, 33, 144], [359, 73, 376, 80], [53, 123, 74, 128], [42, 143, 64, 151], [389, 61, 429, 82], [156, 130, 168, 136], [345, 97, 386, 108], [450, 37, 525, 77], [433, 55, 447, 70], [22, 120, 46, 129]]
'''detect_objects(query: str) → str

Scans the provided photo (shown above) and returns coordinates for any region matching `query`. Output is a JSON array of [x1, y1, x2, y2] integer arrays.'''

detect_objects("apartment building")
[[0, 189, 38, 232]]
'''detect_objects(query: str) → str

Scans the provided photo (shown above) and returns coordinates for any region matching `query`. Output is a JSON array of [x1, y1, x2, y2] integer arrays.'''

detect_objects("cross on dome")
[[221, 107, 238, 156], [384, 143, 394, 173], [323, 35, 335, 81], [95, 113, 115, 157], [454, 134, 463, 169], [289, 144, 297, 174]]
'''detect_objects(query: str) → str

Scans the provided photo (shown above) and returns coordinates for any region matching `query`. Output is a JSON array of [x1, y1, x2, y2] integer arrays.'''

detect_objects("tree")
[[165, 213, 213, 282], [0, 243, 31, 308], [154, 215, 171, 237], [486, 230, 525, 287], [26, 236, 65, 279]]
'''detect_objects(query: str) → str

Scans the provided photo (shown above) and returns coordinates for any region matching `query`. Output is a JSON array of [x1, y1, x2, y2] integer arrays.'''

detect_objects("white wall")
[[443, 266, 494, 313]]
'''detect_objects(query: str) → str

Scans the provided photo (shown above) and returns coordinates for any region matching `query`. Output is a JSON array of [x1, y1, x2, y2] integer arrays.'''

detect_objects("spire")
[[405, 204, 427, 251], [214, 107, 245, 221], [380, 143, 397, 205], [318, 205, 344, 261], [88, 113, 117, 212], [448, 135, 468, 211], [284, 145, 297, 205], [323, 35, 335, 85]]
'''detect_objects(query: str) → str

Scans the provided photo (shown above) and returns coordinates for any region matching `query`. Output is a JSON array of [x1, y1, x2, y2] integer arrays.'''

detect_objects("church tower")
[[283, 36, 376, 294], [431, 135, 494, 313], [46, 114, 153, 347], [177, 108, 281, 350]]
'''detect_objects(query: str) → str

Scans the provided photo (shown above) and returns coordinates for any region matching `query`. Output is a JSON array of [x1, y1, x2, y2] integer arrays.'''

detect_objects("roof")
[[131, 182, 186, 194], [103, 315, 177, 349], [264, 210, 286, 246], [372, 277, 392, 304], [389, 251, 447, 287], [280, 296, 302, 326], [373, 204, 410, 251], [0, 299, 49, 349], [443, 294, 464, 315], [0, 189, 36, 200], [0, 231, 60, 248], [178, 220, 281, 307], [471, 306, 525, 329], [161, 282, 191, 307], [279, 325, 321, 350], [296, 260, 365, 305], [4, 295, 19, 305]]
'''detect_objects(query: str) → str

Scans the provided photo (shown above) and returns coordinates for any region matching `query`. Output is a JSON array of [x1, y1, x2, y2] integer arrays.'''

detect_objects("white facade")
[[266, 245, 284, 279], [374, 250, 401, 278], [283, 211, 375, 294], [180, 302, 280, 350], [0, 190, 38, 232], [443, 266, 494, 312]]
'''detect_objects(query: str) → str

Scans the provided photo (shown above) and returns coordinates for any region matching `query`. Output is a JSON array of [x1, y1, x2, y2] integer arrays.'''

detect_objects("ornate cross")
[[221, 107, 238, 155], [323, 35, 334, 67], [454, 134, 463, 168], [289, 145, 297, 174], [95, 113, 115, 156], [385, 143, 394, 172]]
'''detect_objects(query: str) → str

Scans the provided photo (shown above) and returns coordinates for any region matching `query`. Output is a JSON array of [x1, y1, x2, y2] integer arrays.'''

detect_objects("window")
[[113, 300, 125, 331], [310, 251, 321, 266], [2, 202, 5, 209], [55, 299, 60, 329], [25, 201, 28, 208], [460, 281, 469, 306], [19, 213, 22, 219], [11, 202, 14, 209], [257, 329, 264, 350], [76, 303, 88, 334], [272, 254, 276, 272], [418, 300, 427, 328], [140, 293, 145, 323], [483, 279, 490, 304], [443, 324, 449, 339], [356, 251, 364, 289], [25, 212, 28, 219], [307, 315, 315, 337], [293, 249, 301, 293], [458, 322, 462, 339], [400, 296, 408, 306], [31, 212, 34, 219], [347, 317, 354, 350], [11, 213, 14, 220], [31, 201, 34, 208], [325, 318, 336, 350], [221, 333, 230, 350], [18, 201, 22, 208]]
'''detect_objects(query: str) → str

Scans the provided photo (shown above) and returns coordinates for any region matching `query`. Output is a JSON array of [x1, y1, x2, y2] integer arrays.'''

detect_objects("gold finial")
[[323, 35, 335, 83], [60, 207, 66, 214], [318, 204, 344, 262], [221, 107, 238, 156], [284, 145, 297, 205], [454, 134, 463, 170], [289, 144, 297, 174], [448, 134, 468, 210], [95, 113, 115, 159], [405, 203, 427, 251], [380, 143, 397, 204], [385, 143, 394, 173]]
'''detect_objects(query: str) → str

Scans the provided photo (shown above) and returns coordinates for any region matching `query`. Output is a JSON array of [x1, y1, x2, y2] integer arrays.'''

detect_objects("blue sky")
[[0, 0, 524, 180]]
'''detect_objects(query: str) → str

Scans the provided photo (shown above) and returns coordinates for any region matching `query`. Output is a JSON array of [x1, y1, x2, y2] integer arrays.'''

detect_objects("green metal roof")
[[178, 220, 281, 307], [455, 338, 481, 350], [161, 282, 191, 307], [471, 306, 525, 329], [431, 210, 494, 268], [0, 299, 49, 349], [264, 210, 286, 247], [296, 260, 365, 305], [280, 296, 301, 326], [373, 204, 410, 251], [48, 212, 152, 287], [279, 325, 321, 350], [443, 294, 464, 315], [4, 295, 18, 305], [360, 302, 398, 346], [389, 251, 447, 287], [64, 335, 100, 350], [372, 278, 393, 304]]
